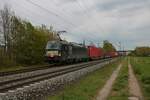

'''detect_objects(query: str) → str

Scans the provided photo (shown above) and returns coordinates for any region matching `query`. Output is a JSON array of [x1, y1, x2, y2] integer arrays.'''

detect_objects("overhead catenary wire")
[[75, 0, 105, 33], [12, 0, 97, 40], [43, 0, 80, 32], [25, 0, 77, 28], [83, 1, 123, 48], [75, 0, 104, 43], [70, 0, 107, 43], [13, 0, 105, 43], [61, 0, 97, 40], [37, 0, 91, 36], [12, 0, 45, 25], [40, 0, 98, 40], [14, 0, 71, 29], [50, 0, 75, 19], [74, 0, 88, 17], [23, 0, 102, 40]]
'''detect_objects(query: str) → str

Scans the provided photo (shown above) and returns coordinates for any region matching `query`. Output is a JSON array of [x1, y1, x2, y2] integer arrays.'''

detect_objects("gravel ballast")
[[0, 59, 117, 100]]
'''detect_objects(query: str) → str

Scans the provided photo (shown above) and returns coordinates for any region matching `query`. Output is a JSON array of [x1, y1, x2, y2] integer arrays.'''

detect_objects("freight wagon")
[[88, 46, 104, 60], [104, 51, 118, 58]]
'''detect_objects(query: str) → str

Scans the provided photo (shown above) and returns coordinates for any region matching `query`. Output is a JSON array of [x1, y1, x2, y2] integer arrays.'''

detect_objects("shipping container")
[[88, 46, 104, 60]]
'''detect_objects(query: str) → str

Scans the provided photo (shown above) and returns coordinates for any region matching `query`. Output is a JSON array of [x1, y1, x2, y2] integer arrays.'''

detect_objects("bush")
[[0, 54, 16, 67], [144, 84, 150, 93], [141, 76, 150, 84], [133, 66, 141, 75]]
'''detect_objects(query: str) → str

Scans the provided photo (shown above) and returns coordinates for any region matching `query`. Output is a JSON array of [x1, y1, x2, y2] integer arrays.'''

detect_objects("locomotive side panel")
[[70, 44, 88, 61]]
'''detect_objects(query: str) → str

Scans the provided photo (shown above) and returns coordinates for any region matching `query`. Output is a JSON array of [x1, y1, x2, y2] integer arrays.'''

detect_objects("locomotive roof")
[[69, 42, 85, 47], [47, 40, 69, 44], [47, 40, 86, 48]]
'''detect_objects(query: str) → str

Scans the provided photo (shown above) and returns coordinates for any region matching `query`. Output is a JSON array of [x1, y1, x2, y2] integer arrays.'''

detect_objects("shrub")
[[141, 76, 150, 84]]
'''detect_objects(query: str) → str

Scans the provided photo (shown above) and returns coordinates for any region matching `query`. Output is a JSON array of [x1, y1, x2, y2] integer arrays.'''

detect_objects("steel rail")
[[0, 58, 111, 93]]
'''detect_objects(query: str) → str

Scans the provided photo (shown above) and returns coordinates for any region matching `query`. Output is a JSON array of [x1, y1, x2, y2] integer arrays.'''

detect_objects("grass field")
[[131, 57, 150, 100], [48, 60, 121, 100], [108, 57, 128, 100]]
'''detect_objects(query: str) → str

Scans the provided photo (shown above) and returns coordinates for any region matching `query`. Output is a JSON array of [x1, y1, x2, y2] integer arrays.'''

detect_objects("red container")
[[105, 51, 118, 58], [88, 46, 104, 60]]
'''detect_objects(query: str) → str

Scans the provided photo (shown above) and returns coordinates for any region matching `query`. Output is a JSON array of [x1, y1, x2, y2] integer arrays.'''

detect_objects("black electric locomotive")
[[45, 40, 88, 63]]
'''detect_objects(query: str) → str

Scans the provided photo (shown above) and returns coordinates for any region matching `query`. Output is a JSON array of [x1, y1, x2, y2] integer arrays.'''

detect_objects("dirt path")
[[95, 63, 122, 100], [128, 62, 143, 100]]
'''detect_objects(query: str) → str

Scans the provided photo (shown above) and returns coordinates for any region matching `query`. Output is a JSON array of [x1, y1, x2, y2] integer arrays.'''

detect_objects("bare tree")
[[0, 19, 3, 45], [0, 5, 12, 55]]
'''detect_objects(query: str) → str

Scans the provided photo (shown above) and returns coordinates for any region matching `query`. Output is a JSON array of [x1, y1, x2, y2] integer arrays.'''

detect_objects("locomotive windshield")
[[46, 41, 61, 50]]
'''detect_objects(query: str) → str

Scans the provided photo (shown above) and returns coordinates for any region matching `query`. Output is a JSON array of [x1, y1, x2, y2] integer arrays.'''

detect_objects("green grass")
[[0, 63, 48, 72], [108, 57, 128, 100], [48, 60, 121, 100], [0, 66, 23, 72], [131, 57, 150, 100]]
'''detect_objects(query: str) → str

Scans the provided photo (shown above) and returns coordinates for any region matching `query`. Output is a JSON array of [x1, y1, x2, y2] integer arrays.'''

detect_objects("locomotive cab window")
[[46, 42, 61, 50]]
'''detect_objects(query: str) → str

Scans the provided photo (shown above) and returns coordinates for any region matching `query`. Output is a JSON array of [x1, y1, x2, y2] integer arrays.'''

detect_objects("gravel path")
[[95, 63, 122, 100], [128, 62, 143, 100]]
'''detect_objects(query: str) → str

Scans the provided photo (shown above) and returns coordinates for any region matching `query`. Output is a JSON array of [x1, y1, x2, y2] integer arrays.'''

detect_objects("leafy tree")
[[13, 21, 53, 65], [135, 47, 150, 56], [0, 5, 58, 66], [103, 40, 116, 52]]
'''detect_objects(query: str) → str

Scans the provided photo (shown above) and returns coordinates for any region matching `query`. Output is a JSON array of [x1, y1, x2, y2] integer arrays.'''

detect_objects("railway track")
[[0, 58, 112, 93], [0, 64, 55, 76], [0, 60, 102, 76]]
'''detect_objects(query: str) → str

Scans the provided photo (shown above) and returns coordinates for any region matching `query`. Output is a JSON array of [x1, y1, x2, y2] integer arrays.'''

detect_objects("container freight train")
[[45, 40, 118, 63]]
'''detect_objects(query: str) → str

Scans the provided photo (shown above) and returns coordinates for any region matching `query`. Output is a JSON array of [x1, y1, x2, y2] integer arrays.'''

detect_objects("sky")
[[0, 0, 150, 50]]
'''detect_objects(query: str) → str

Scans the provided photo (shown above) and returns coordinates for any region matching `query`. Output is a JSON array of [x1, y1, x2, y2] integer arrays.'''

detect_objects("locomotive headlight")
[[58, 53, 61, 56], [46, 51, 59, 57]]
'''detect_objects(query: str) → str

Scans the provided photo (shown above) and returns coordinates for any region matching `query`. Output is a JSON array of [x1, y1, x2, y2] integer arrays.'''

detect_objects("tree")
[[0, 5, 12, 54], [135, 47, 150, 56], [0, 19, 3, 45], [39, 25, 59, 40], [103, 40, 116, 52], [13, 21, 58, 65], [0, 5, 58, 67]]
